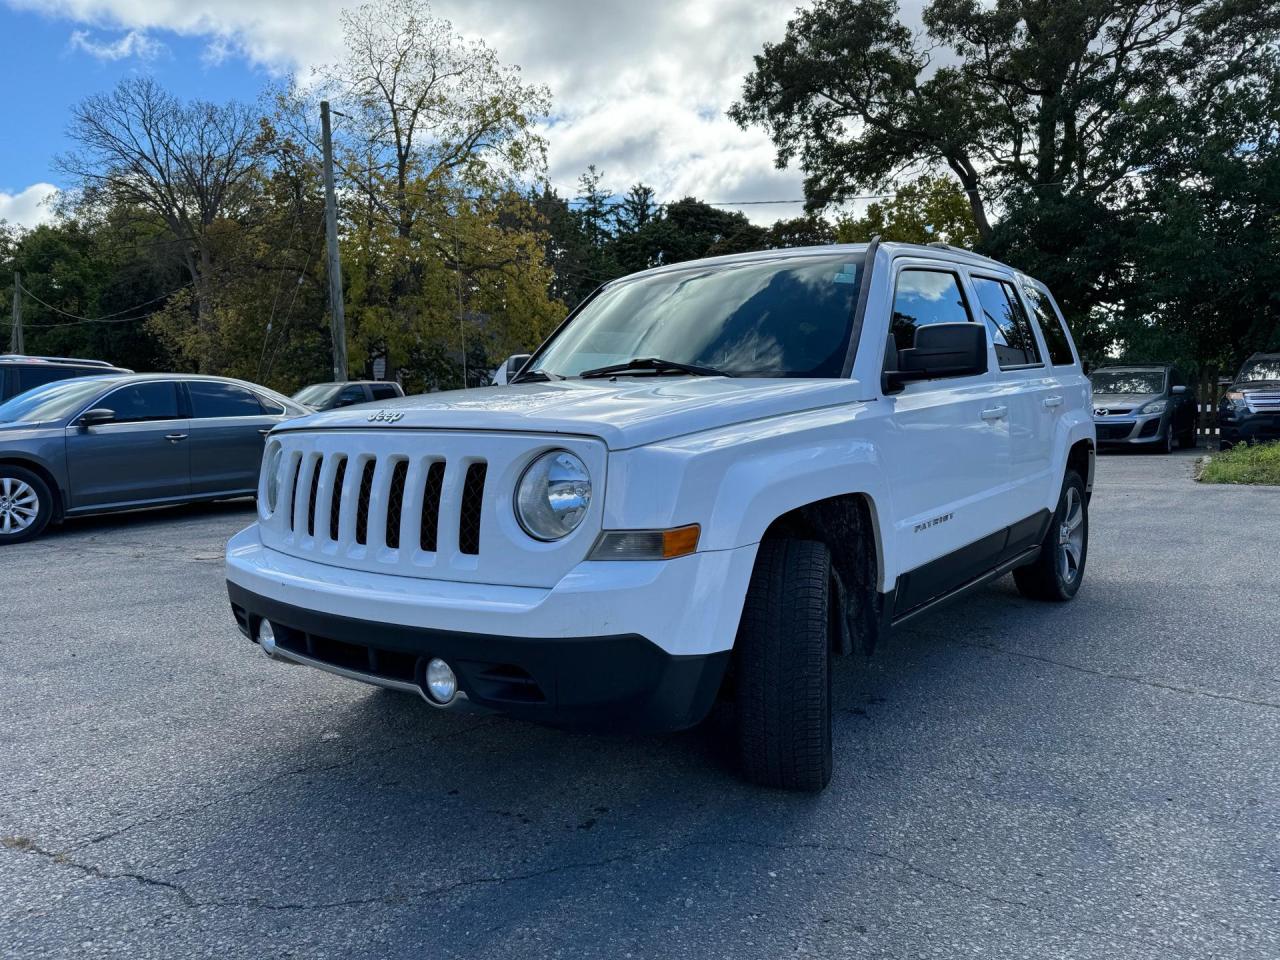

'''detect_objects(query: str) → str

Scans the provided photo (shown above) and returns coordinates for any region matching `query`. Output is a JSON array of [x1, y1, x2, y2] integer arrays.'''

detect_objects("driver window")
[[99, 382, 180, 423], [889, 269, 974, 353]]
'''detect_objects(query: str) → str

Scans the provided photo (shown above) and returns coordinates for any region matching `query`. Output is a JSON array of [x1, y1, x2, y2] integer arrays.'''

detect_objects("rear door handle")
[[165, 433, 188, 442], [980, 406, 1008, 421], [1043, 395, 1064, 409]]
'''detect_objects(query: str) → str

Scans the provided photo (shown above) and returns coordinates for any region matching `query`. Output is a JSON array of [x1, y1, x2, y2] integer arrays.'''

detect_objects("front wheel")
[[1013, 470, 1088, 602], [734, 538, 833, 792], [0, 466, 54, 545]]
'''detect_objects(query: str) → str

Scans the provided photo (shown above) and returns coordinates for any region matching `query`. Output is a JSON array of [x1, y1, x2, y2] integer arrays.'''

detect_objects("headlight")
[[263, 443, 283, 513], [515, 450, 591, 540], [1140, 399, 1167, 415]]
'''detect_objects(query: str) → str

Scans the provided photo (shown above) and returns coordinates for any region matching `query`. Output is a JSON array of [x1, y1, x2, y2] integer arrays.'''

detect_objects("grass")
[[1198, 441, 1280, 485]]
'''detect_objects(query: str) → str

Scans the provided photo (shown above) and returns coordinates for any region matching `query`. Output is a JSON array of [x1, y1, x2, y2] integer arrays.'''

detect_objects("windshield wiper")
[[579, 357, 733, 379]]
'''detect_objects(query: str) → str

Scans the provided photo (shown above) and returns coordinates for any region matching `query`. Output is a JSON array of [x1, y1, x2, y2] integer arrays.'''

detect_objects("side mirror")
[[1082, 360, 1092, 376], [503, 353, 533, 383], [1171, 384, 1188, 395], [883, 323, 988, 393], [78, 408, 115, 430]]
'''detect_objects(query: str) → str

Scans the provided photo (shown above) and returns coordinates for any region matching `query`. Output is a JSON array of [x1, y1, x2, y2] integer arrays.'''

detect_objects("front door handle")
[[165, 433, 188, 442], [1043, 395, 1064, 409], [980, 406, 1008, 422]]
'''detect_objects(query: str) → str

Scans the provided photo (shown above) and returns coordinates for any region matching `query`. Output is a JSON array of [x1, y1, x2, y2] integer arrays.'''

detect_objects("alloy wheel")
[[1057, 487, 1085, 585], [0, 477, 40, 535]]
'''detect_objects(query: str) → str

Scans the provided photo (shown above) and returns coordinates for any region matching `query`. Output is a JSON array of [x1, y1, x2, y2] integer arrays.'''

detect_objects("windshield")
[[293, 383, 343, 406], [0, 377, 114, 424], [1237, 358, 1280, 384], [1090, 370, 1166, 395], [530, 254, 865, 379]]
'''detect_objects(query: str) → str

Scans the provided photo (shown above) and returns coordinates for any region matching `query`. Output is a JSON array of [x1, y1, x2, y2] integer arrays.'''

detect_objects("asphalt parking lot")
[[2, 448, 1277, 959]]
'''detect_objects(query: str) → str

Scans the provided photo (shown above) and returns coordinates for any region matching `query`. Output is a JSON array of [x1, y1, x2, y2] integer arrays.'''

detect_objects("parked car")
[[1218, 353, 1280, 449], [1088, 364, 1196, 453], [292, 380, 405, 411], [227, 241, 1094, 792], [0, 354, 130, 402], [0, 374, 306, 544]]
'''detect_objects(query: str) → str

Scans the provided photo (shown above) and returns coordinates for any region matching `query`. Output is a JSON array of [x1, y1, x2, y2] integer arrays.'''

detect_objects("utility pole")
[[320, 101, 348, 382], [9, 272, 22, 354]]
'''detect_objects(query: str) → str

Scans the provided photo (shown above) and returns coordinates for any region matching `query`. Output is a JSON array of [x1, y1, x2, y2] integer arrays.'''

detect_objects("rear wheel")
[[0, 466, 54, 545], [1013, 470, 1088, 602], [734, 538, 833, 792]]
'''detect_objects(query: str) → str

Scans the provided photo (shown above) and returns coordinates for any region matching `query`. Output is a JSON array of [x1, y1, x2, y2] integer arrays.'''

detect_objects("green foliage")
[[835, 176, 978, 246], [1199, 442, 1280, 485]]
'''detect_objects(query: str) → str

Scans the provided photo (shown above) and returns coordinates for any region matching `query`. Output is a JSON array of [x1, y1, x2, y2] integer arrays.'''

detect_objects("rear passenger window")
[[370, 383, 400, 400], [1022, 285, 1076, 366], [18, 365, 89, 393], [189, 381, 265, 418], [890, 270, 974, 351], [971, 276, 1042, 368], [257, 394, 286, 415]]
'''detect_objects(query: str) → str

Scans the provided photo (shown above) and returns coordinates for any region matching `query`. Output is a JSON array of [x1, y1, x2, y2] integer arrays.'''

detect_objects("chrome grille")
[[1245, 391, 1280, 412]]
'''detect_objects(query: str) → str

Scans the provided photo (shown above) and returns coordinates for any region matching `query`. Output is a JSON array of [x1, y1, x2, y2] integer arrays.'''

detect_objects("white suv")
[[226, 241, 1095, 791]]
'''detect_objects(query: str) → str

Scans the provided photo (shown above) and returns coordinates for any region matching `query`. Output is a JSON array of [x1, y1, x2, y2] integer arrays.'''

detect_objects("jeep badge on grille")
[[367, 409, 404, 423]]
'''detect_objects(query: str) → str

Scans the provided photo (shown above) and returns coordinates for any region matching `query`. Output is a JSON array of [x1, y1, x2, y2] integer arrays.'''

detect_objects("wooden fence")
[[1195, 368, 1229, 443]]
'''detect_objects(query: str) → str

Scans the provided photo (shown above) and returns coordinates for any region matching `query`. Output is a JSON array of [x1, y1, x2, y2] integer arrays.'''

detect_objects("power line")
[[18, 281, 196, 327]]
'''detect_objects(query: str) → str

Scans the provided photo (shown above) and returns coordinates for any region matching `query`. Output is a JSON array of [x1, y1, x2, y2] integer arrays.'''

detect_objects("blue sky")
[[0, 0, 929, 228], [1, 6, 269, 191]]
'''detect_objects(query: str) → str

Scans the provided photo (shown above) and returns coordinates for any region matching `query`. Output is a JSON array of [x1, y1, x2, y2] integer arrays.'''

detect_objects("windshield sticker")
[[833, 265, 858, 284]]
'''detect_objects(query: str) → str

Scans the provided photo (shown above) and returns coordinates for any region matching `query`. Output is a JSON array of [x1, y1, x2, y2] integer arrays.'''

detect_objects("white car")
[[226, 241, 1095, 791]]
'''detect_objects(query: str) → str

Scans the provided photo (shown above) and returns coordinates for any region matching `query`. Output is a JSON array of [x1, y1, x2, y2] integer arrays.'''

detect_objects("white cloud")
[[0, 183, 60, 228], [12, 0, 932, 222], [68, 26, 164, 60]]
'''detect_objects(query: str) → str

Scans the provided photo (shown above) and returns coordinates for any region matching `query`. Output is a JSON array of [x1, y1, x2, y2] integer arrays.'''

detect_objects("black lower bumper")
[[1219, 415, 1280, 446], [227, 582, 729, 733]]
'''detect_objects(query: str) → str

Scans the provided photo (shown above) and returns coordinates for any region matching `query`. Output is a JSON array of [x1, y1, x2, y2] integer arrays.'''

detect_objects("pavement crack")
[[2, 836, 198, 907], [950, 639, 1280, 712]]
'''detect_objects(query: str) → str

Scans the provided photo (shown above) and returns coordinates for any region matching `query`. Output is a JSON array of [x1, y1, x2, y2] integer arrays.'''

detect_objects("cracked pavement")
[[1, 450, 1277, 959]]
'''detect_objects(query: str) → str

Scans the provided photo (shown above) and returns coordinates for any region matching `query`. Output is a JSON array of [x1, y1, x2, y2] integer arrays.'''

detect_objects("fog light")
[[256, 619, 277, 654], [425, 658, 457, 704]]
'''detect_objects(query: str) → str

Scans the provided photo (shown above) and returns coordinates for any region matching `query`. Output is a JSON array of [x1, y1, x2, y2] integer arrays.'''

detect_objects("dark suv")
[[1218, 353, 1280, 449], [1089, 364, 1197, 453], [292, 380, 405, 411], [0, 355, 131, 402]]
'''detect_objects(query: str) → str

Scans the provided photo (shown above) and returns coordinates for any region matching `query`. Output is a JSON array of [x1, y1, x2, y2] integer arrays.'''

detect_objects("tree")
[[763, 213, 837, 249], [615, 183, 658, 234], [835, 176, 978, 246], [59, 77, 264, 371]]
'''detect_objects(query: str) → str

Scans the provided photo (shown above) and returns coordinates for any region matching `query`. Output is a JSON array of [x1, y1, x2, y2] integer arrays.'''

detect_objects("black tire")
[[1013, 470, 1088, 602], [1160, 423, 1175, 454], [1180, 422, 1197, 448], [0, 465, 55, 545], [734, 538, 833, 792]]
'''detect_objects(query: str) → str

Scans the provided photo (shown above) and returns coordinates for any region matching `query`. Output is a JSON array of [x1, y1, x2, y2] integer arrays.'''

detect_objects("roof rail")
[[0, 354, 119, 367]]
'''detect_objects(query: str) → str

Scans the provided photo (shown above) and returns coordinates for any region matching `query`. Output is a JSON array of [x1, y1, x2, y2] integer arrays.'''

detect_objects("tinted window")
[[370, 383, 400, 400], [971, 276, 1042, 368], [533, 255, 863, 379], [1091, 370, 1167, 395], [1022, 285, 1076, 366], [101, 382, 180, 423], [257, 394, 286, 415], [293, 383, 343, 406], [17, 365, 99, 393], [334, 385, 367, 407], [890, 270, 973, 351], [189, 381, 264, 418]]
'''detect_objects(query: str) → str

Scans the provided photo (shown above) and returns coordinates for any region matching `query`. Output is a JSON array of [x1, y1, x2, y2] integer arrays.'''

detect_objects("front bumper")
[[1218, 413, 1280, 446], [225, 525, 755, 731], [1093, 412, 1166, 446]]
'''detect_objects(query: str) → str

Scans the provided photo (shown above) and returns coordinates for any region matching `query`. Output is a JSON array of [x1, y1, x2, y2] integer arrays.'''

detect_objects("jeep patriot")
[[226, 241, 1095, 791]]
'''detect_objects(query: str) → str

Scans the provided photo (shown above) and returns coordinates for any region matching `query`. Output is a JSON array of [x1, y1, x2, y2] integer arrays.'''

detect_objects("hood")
[[0, 421, 64, 440], [275, 377, 866, 449], [1092, 391, 1162, 411]]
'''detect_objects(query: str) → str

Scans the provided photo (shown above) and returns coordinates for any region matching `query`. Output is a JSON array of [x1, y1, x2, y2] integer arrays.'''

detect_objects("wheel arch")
[[0, 455, 64, 520]]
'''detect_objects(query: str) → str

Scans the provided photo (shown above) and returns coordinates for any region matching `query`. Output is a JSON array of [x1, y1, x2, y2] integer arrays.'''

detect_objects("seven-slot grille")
[[258, 430, 606, 588], [278, 449, 486, 558]]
